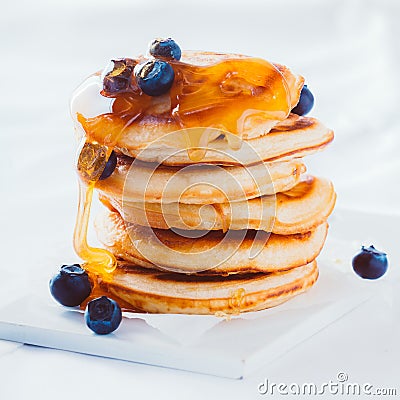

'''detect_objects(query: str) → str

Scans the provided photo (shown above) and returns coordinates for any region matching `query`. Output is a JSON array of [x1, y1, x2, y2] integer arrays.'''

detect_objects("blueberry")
[[102, 59, 135, 95], [99, 150, 117, 180], [352, 245, 388, 280], [292, 84, 314, 115], [135, 60, 175, 96], [49, 264, 92, 307], [149, 38, 181, 61], [85, 296, 122, 335]]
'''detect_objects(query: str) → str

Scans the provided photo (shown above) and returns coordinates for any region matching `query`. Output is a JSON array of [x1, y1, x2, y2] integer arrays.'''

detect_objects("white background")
[[0, 0, 399, 398]]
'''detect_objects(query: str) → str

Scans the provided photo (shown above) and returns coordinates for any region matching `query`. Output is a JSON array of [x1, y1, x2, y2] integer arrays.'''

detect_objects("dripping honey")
[[73, 179, 117, 278]]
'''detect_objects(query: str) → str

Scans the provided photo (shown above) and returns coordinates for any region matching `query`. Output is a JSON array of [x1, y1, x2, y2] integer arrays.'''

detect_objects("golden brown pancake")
[[95, 208, 328, 274], [99, 260, 318, 314], [96, 156, 306, 205], [75, 52, 304, 154], [99, 175, 336, 234], [121, 114, 334, 166]]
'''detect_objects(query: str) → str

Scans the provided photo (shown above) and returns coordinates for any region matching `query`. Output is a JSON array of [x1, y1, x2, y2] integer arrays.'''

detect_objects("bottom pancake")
[[99, 260, 318, 315]]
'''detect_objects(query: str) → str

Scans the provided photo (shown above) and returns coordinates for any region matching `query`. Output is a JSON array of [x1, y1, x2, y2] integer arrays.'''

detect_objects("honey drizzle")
[[169, 58, 290, 134], [73, 180, 117, 277]]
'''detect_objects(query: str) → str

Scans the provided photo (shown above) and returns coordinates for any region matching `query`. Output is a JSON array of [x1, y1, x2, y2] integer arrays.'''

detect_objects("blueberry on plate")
[[149, 38, 181, 61], [352, 245, 388, 279], [135, 59, 175, 96], [85, 296, 122, 335], [49, 264, 92, 307], [99, 150, 117, 180], [291, 84, 314, 115], [102, 59, 135, 95]]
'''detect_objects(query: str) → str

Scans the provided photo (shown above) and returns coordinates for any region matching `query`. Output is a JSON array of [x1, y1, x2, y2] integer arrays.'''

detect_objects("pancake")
[[99, 260, 318, 314], [75, 51, 305, 154], [100, 175, 336, 234], [95, 209, 328, 274], [96, 156, 306, 205], [120, 114, 334, 166]]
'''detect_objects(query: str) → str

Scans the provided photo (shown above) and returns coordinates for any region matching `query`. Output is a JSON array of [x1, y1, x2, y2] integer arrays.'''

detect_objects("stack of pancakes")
[[88, 52, 335, 315]]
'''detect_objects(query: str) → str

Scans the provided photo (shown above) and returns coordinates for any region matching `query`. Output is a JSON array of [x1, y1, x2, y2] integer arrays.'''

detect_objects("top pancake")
[[76, 51, 306, 159]]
